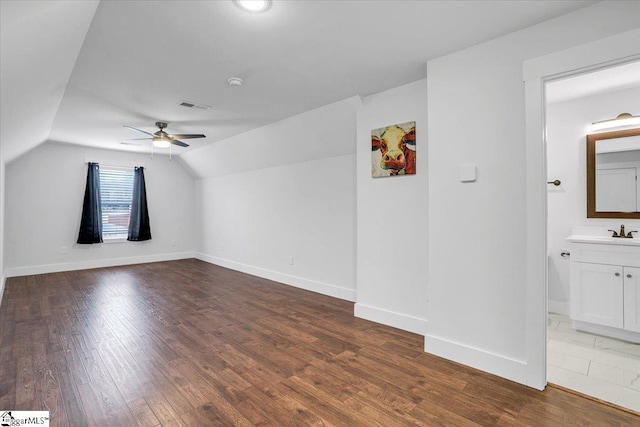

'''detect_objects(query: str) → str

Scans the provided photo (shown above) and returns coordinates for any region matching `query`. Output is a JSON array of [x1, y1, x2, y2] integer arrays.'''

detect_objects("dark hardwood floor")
[[0, 259, 637, 426]]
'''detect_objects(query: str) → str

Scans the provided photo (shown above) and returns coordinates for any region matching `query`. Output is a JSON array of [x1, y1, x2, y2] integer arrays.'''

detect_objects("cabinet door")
[[570, 262, 624, 328], [623, 266, 640, 333]]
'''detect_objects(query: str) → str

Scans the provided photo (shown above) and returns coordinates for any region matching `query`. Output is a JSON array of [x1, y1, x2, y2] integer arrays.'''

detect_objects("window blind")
[[99, 166, 134, 239]]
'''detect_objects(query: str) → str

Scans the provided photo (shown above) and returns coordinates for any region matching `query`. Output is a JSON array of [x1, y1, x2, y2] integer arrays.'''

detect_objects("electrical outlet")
[[61, 246, 68, 254], [289, 256, 294, 265], [171, 239, 176, 247]]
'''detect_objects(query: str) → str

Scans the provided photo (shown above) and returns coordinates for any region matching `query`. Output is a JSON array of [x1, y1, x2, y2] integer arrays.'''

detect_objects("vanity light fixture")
[[233, 0, 272, 12], [591, 113, 640, 132]]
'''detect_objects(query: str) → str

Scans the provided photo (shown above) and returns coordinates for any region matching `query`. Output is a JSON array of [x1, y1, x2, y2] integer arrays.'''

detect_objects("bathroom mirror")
[[586, 127, 640, 218]]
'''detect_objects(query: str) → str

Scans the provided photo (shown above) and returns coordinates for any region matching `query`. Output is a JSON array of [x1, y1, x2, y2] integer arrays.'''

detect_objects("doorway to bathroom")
[[544, 60, 640, 412]]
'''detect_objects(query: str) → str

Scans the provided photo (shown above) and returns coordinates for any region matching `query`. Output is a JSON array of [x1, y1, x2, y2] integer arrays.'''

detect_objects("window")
[[99, 166, 134, 239]]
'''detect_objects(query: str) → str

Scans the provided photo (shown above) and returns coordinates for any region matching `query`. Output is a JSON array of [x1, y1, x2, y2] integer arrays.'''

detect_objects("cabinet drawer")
[[570, 243, 640, 267]]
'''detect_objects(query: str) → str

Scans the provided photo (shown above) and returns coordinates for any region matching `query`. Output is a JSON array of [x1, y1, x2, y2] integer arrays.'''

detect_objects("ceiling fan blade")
[[170, 139, 189, 147], [120, 141, 143, 146], [122, 137, 152, 140], [167, 133, 206, 139], [124, 125, 155, 137]]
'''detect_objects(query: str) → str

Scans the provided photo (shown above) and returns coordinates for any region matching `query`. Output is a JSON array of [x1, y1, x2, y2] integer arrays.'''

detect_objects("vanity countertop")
[[566, 235, 640, 246]]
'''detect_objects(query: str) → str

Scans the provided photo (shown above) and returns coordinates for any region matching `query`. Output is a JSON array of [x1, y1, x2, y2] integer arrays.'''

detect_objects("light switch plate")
[[460, 163, 477, 182]]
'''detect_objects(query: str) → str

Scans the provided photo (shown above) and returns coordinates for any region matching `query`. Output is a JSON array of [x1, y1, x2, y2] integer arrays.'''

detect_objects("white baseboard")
[[548, 299, 570, 316], [424, 334, 528, 386], [354, 303, 427, 335], [195, 252, 356, 302], [4, 252, 195, 278], [572, 319, 640, 344]]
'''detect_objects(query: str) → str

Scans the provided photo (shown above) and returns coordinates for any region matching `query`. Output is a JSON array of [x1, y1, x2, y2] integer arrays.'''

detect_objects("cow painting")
[[371, 121, 416, 178]]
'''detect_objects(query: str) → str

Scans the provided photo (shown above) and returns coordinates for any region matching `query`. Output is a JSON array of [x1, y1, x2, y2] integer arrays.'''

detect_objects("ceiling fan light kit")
[[152, 138, 171, 149]]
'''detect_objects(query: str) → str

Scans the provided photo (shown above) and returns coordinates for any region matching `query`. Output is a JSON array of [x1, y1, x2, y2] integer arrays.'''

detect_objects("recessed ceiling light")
[[234, 0, 271, 13], [227, 77, 244, 87]]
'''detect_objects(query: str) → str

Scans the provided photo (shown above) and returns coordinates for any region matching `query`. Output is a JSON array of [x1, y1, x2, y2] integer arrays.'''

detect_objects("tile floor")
[[547, 312, 640, 413]]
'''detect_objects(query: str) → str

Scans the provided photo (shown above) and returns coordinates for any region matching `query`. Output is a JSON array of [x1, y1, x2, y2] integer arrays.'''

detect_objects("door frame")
[[523, 29, 640, 390]]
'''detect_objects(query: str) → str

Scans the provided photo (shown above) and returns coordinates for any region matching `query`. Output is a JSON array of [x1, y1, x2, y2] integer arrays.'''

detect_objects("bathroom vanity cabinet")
[[566, 235, 640, 343]]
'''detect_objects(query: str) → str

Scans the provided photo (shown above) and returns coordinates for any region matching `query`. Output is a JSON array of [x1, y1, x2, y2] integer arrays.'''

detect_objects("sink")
[[566, 235, 640, 246]]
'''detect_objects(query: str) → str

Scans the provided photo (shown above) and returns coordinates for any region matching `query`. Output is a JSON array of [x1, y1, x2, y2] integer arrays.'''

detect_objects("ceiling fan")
[[122, 121, 205, 148]]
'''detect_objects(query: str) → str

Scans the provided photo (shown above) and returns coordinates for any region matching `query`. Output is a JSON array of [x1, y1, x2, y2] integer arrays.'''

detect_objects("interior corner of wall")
[[174, 155, 201, 180], [355, 303, 428, 336]]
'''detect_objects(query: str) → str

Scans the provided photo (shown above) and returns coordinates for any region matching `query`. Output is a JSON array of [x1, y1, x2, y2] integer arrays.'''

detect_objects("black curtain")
[[128, 166, 152, 241], [77, 162, 103, 244]]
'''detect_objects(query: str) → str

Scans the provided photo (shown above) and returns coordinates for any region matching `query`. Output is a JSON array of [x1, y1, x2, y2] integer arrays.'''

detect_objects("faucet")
[[609, 224, 638, 238]]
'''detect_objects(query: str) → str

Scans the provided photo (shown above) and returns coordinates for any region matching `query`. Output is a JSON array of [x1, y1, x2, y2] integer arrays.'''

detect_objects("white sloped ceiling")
[[1, 1, 598, 164], [1, 0, 99, 162]]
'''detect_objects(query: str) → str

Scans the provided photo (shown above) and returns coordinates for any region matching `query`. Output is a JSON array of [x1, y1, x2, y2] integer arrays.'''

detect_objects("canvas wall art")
[[371, 121, 416, 178]]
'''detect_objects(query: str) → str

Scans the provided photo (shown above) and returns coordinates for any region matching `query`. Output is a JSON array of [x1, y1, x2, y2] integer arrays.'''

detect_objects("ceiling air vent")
[[179, 101, 211, 110]]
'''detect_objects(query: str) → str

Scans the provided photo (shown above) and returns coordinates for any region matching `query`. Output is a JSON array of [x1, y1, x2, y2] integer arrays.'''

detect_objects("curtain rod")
[[84, 158, 147, 169]]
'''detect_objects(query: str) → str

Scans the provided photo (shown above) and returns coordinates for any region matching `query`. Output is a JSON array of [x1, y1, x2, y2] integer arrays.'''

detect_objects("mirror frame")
[[586, 127, 640, 219]]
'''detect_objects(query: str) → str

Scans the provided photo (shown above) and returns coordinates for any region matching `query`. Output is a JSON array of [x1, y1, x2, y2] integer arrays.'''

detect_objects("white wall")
[[192, 98, 358, 301], [355, 79, 428, 334], [5, 142, 195, 276], [1, 0, 636, 391], [0, 147, 5, 304], [425, 1, 640, 385], [547, 87, 640, 315]]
